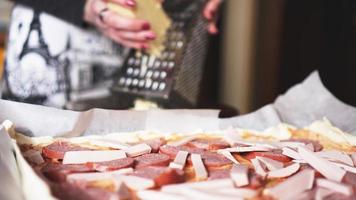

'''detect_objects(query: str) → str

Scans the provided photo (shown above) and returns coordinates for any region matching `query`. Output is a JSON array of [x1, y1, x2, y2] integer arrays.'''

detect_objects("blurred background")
[[0, 0, 355, 114]]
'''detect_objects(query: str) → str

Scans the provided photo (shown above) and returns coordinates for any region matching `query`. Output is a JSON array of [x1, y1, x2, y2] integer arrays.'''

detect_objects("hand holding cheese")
[[84, 0, 156, 49]]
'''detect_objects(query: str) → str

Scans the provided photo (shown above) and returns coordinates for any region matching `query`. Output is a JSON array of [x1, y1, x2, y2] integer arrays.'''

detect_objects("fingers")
[[102, 28, 150, 49], [104, 11, 150, 31], [108, 0, 136, 8], [203, 0, 222, 35]]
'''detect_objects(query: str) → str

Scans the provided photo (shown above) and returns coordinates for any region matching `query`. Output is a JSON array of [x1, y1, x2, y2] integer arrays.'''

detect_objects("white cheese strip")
[[67, 168, 134, 182], [169, 135, 199, 147], [267, 163, 300, 178], [316, 151, 354, 166], [221, 146, 272, 153], [316, 178, 353, 196], [352, 153, 356, 166], [218, 150, 240, 165], [63, 150, 126, 164], [332, 162, 356, 174], [226, 138, 277, 149], [315, 187, 334, 200], [305, 143, 315, 152], [292, 159, 308, 164], [169, 151, 188, 170], [125, 143, 151, 157], [137, 190, 187, 200], [230, 164, 249, 187], [218, 188, 257, 199], [118, 175, 155, 190], [298, 146, 346, 182], [89, 138, 131, 150], [276, 142, 306, 149], [191, 154, 208, 180], [265, 169, 315, 199], [282, 147, 302, 160], [23, 150, 44, 165], [251, 158, 267, 177], [162, 179, 234, 193], [181, 187, 242, 200], [256, 156, 284, 171]]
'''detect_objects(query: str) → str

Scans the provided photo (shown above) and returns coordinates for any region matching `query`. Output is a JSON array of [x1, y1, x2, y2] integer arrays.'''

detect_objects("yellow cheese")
[[108, 0, 171, 56]]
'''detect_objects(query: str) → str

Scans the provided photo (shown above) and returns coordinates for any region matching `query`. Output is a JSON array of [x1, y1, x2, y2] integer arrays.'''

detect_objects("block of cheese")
[[108, 0, 172, 56]]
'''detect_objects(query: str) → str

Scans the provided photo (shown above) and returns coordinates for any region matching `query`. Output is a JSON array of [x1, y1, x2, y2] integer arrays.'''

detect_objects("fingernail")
[[125, 0, 136, 7], [145, 33, 156, 40], [142, 22, 151, 30]]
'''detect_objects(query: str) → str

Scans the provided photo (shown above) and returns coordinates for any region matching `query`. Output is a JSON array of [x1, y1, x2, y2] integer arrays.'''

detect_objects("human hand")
[[84, 0, 156, 49], [203, 0, 222, 35]]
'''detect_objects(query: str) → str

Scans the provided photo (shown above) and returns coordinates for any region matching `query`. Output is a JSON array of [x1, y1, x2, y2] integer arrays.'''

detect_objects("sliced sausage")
[[187, 138, 230, 150], [135, 153, 171, 169], [42, 141, 91, 160], [41, 163, 94, 182], [201, 152, 232, 168], [144, 138, 166, 153], [283, 138, 323, 152], [244, 151, 292, 163], [159, 145, 205, 159], [89, 157, 135, 172], [208, 169, 230, 180], [133, 166, 185, 187]]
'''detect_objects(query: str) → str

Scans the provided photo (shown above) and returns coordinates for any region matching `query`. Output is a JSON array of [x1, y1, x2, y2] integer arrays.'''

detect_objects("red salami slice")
[[248, 173, 265, 189], [42, 163, 94, 182], [159, 145, 205, 159], [244, 151, 292, 163], [88, 157, 135, 172], [187, 138, 230, 150], [135, 153, 170, 169], [144, 139, 166, 153], [42, 141, 91, 160], [283, 139, 323, 152], [201, 152, 232, 168], [133, 166, 185, 187], [208, 169, 230, 180]]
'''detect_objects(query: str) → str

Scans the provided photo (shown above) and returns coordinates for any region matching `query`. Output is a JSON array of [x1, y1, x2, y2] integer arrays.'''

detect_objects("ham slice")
[[316, 178, 353, 196], [331, 162, 356, 174], [125, 143, 152, 157], [230, 164, 249, 187], [62, 150, 126, 164], [265, 169, 315, 199], [221, 146, 272, 153], [218, 150, 240, 165], [316, 151, 354, 166], [169, 151, 188, 170], [315, 188, 334, 200], [256, 156, 284, 171], [251, 158, 267, 177], [117, 175, 155, 190], [298, 146, 346, 182], [191, 154, 208, 180], [282, 147, 302, 160], [267, 163, 300, 178]]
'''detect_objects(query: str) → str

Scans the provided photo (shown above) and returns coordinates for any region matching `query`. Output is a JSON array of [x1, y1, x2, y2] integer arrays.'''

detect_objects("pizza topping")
[[41, 163, 94, 182], [201, 152, 232, 168], [251, 158, 267, 177], [42, 141, 91, 160], [135, 153, 171, 169], [23, 149, 45, 165], [119, 175, 155, 190], [187, 138, 230, 150], [316, 151, 354, 166], [284, 139, 323, 152], [62, 150, 127, 165], [218, 150, 240, 165], [162, 178, 234, 192], [331, 162, 356, 174], [89, 157, 135, 172], [144, 138, 166, 153], [191, 154, 208, 180], [169, 150, 188, 170], [316, 178, 353, 196], [230, 164, 249, 187], [67, 168, 133, 183], [125, 143, 152, 157], [137, 190, 186, 200], [298, 146, 346, 182], [87, 138, 131, 150], [351, 153, 356, 166], [282, 147, 302, 160], [315, 188, 334, 200], [267, 163, 300, 178], [265, 169, 315, 199], [342, 172, 356, 187], [133, 166, 185, 187], [221, 146, 272, 153], [159, 145, 205, 159], [208, 169, 230, 180], [169, 135, 200, 147], [217, 188, 258, 199], [256, 156, 284, 171], [245, 151, 292, 163]]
